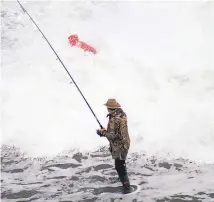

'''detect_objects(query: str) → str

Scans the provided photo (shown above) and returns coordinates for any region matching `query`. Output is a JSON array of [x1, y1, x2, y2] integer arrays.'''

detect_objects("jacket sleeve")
[[120, 118, 128, 138], [102, 117, 120, 140]]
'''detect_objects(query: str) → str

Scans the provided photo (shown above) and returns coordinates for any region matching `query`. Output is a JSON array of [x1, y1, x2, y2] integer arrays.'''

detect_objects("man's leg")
[[115, 159, 123, 182], [115, 159, 131, 194], [120, 160, 131, 193]]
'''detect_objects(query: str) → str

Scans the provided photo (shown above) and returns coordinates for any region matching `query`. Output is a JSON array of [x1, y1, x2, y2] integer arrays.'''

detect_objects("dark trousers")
[[115, 159, 130, 185]]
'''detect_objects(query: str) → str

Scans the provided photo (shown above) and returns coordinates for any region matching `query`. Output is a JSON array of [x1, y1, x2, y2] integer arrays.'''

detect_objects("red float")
[[68, 34, 97, 54]]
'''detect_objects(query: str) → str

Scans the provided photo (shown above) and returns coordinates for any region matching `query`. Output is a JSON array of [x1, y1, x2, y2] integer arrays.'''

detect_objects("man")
[[97, 98, 131, 194]]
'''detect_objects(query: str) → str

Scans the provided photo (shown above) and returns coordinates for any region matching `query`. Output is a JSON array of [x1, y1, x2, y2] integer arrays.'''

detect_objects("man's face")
[[107, 107, 111, 113]]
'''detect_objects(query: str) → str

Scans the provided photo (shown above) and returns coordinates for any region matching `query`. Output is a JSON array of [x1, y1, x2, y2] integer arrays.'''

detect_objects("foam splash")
[[2, 1, 214, 163]]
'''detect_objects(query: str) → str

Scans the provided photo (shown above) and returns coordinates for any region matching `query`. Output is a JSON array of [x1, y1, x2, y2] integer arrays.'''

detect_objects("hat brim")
[[104, 103, 121, 108]]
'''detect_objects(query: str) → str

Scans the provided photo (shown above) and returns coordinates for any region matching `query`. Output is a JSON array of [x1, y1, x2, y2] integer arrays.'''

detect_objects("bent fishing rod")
[[17, 0, 103, 129]]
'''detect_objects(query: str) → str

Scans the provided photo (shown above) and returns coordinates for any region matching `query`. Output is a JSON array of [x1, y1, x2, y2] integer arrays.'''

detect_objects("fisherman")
[[96, 98, 131, 194]]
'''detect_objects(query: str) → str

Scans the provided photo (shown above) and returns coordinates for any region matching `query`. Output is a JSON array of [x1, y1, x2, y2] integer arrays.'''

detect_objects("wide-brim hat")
[[104, 98, 121, 109]]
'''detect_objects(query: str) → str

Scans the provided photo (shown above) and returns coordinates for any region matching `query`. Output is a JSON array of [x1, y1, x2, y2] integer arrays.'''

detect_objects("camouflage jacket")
[[102, 109, 130, 160]]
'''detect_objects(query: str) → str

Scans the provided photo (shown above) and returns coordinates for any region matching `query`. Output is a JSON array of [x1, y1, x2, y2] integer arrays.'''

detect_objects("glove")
[[96, 129, 104, 137]]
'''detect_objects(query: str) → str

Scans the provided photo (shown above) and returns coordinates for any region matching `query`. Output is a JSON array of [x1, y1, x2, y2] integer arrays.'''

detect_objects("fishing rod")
[[17, 0, 103, 129]]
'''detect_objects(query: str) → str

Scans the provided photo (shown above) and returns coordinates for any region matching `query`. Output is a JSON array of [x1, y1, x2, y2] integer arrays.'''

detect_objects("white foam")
[[2, 1, 214, 163]]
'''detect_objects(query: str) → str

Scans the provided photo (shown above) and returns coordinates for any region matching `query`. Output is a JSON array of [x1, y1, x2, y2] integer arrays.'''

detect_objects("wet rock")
[[70, 176, 79, 181], [41, 184, 50, 188], [174, 163, 183, 171], [1, 145, 213, 201], [72, 152, 88, 163], [144, 166, 155, 171], [92, 186, 119, 195], [1, 11, 6, 18], [47, 168, 55, 172], [172, 194, 193, 198], [4, 168, 24, 173], [209, 193, 214, 198], [139, 181, 147, 185], [108, 177, 120, 183], [150, 159, 157, 164], [41, 163, 81, 170], [50, 192, 62, 198], [47, 176, 66, 180], [171, 199, 201, 202], [129, 172, 152, 177], [89, 175, 106, 183], [78, 164, 113, 174], [68, 183, 74, 188], [158, 162, 172, 169], [1, 159, 15, 166], [59, 201, 75, 202], [171, 194, 202, 202], [59, 201, 73, 202], [197, 192, 206, 195], [92, 185, 140, 196], [174, 163, 182, 168], [90, 153, 111, 158], [84, 167, 93, 173], [108, 171, 117, 176], [1, 190, 40, 199], [76, 166, 92, 174], [93, 164, 113, 171], [156, 198, 168, 202]]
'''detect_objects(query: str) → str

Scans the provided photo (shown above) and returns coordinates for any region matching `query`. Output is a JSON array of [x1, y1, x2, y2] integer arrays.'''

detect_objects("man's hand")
[[99, 128, 106, 133], [96, 128, 106, 137]]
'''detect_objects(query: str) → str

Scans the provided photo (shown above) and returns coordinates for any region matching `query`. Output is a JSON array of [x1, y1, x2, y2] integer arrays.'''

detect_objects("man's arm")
[[102, 118, 120, 140]]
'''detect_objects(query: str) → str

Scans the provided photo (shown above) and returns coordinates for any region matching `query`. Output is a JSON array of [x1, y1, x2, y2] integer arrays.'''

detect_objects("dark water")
[[1, 145, 214, 202]]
